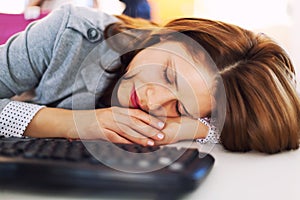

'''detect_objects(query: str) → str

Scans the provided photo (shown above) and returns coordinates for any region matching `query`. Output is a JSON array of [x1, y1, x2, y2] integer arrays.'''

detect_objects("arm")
[[1, 5, 165, 145], [0, 6, 67, 137], [24, 107, 72, 138], [25, 107, 166, 146], [0, 5, 65, 98]]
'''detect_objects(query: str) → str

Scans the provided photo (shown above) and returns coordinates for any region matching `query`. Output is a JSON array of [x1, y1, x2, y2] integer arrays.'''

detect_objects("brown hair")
[[106, 16, 300, 154]]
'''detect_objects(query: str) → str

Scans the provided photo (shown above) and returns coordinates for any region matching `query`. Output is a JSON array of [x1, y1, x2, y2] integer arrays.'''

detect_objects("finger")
[[109, 123, 155, 147], [116, 107, 165, 130], [115, 112, 165, 141], [103, 129, 133, 144]]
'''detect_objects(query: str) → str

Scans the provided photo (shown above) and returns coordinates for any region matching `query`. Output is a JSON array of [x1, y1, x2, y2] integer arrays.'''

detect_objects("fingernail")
[[158, 122, 164, 129], [147, 140, 154, 146], [157, 133, 164, 140]]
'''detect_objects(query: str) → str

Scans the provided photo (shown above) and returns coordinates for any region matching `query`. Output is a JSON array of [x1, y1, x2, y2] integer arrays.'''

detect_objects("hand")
[[154, 117, 209, 145], [24, 6, 41, 20], [71, 107, 165, 146]]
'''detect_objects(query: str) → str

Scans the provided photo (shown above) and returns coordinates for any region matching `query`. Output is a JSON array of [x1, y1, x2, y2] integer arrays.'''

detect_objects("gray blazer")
[[0, 4, 122, 111]]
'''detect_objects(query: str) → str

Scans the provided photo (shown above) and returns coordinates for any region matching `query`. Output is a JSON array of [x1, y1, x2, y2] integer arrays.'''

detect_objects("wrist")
[[196, 118, 220, 144], [24, 107, 76, 139]]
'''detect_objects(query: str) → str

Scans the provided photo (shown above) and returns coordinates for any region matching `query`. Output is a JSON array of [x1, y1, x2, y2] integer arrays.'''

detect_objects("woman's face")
[[117, 41, 215, 119]]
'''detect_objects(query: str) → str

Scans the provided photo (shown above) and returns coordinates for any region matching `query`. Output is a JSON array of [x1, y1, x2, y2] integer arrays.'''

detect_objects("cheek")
[[199, 95, 214, 117], [179, 75, 214, 117]]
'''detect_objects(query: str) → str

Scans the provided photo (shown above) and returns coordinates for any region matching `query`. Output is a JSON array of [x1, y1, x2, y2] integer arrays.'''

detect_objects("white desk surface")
[[1, 142, 300, 200]]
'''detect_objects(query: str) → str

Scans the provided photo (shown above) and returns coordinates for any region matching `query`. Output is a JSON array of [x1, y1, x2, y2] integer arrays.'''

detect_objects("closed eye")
[[163, 66, 172, 84], [163, 59, 176, 85], [164, 67, 171, 83]]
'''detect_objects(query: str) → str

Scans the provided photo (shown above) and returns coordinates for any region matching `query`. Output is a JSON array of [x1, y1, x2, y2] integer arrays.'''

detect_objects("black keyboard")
[[0, 137, 214, 199]]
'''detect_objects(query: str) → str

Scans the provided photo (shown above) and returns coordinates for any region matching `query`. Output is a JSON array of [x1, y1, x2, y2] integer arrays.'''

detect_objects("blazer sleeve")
[[0, 6, 69, 101], [0, 5, 71, 137]]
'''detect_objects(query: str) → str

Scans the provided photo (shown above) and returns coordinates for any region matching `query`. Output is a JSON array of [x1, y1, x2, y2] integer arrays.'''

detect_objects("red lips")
[[130, 86, 140, 109]]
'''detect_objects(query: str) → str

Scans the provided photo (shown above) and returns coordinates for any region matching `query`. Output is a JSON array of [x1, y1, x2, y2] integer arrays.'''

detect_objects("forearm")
[[24, 107, 77, 139], [168, 117, 209, 141]]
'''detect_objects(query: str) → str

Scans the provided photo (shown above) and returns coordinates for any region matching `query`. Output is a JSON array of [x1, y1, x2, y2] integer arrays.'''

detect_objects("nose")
[[145, 87, 178, 117]]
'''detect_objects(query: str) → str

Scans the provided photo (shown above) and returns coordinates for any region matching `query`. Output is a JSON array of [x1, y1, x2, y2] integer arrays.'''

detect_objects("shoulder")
[[46, 4, 120, 43], [58, 4, 120, 31]]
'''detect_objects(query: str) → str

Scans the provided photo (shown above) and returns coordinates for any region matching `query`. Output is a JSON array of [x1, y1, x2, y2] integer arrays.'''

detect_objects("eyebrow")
[[172, 58, 193, 117]]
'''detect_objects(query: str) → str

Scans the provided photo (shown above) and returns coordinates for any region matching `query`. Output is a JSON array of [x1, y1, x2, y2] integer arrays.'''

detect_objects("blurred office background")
[[0, 0, 299, 90]]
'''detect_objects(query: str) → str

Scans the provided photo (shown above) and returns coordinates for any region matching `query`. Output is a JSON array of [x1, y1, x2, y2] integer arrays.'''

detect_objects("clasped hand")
[[71, 107, 204, 146]]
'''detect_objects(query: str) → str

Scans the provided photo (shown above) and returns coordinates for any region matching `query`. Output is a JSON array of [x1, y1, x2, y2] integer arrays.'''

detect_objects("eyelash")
[[163, 62, 181, 116], [163, 66, 172, 84]]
